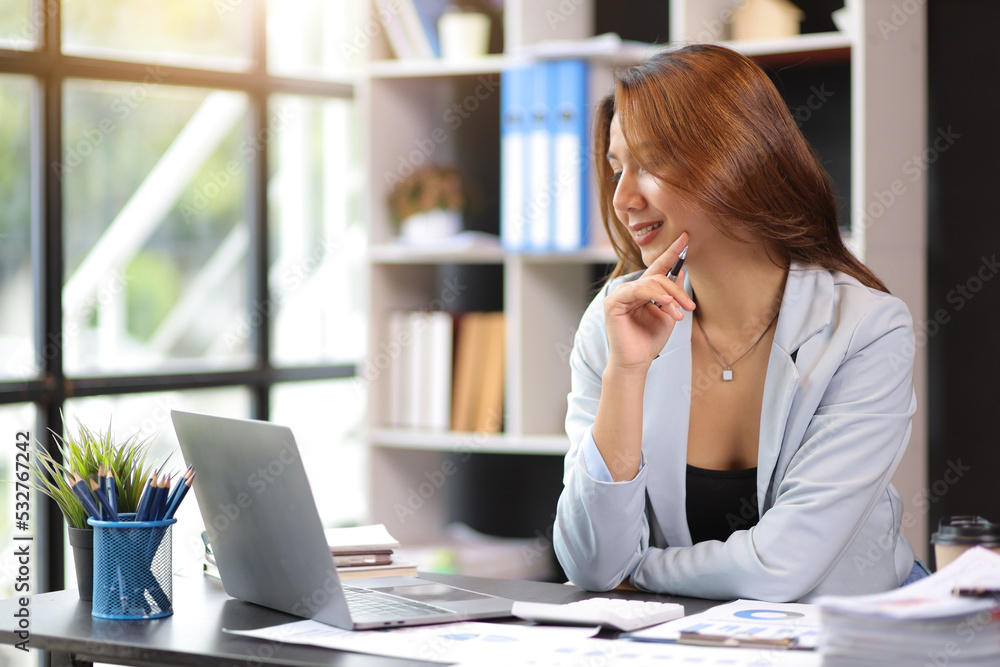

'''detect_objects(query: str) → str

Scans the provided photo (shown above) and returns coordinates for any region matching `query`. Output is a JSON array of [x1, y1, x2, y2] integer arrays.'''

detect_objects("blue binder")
[[526, 62, 553, 252], [500, 65, 531, 252], [548, 59, 589, 252]]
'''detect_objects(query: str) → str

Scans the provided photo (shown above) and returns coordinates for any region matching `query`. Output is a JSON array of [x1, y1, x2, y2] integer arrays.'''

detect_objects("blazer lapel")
[[642, 283, 694, 547], [757, 265, 834, 510]]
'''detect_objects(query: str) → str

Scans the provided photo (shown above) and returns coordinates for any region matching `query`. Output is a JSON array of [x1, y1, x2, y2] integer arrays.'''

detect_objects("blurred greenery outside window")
[[0, 1, 366, 634]]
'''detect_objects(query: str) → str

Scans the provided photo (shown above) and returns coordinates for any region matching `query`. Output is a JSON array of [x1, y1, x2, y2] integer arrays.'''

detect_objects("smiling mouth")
[[634, 221, 663, 235]]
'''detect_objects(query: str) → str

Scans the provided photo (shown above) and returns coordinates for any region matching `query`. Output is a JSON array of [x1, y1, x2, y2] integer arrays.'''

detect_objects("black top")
[[685, 464, 760, 544]]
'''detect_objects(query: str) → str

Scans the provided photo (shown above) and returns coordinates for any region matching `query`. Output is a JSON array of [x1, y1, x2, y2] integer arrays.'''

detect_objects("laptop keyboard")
[[343, 586, 451, 620]]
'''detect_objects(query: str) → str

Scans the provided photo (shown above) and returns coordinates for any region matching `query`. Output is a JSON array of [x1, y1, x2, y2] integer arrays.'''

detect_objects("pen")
[[665, 246, 688, 282], [953, 587, 1000, 599], [651, 246, 688, 310]]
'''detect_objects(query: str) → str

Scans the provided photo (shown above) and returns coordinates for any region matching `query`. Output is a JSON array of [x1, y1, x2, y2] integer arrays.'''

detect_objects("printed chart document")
[[449, 638, 822, 667], [624, 599, 822, 649], [225, 620, 599, 664], [228, 619, 821, 666]]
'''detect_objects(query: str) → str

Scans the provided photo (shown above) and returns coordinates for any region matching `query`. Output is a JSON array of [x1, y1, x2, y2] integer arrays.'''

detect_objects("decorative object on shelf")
[[831, 0, 856, 37], [388, 164, 478, 244], [29, 417, 155, 600], [438, 6, 492, 60], [731, 0, 804, 41]]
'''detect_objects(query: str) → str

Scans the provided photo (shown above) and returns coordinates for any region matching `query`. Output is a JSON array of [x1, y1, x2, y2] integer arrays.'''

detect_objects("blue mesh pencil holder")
[[88, 513, 176, 619]]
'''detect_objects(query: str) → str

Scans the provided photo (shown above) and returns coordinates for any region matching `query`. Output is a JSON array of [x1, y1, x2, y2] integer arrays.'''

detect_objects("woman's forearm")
[[592, 364, 649, 481]]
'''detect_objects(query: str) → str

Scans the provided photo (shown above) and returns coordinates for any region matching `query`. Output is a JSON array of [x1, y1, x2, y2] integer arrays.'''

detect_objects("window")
[[0, 74, 33, 380], [0, 1, 365, 630]]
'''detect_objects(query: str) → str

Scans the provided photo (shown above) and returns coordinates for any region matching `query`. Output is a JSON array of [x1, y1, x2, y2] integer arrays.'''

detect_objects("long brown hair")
[[595, 44, 887, 292]]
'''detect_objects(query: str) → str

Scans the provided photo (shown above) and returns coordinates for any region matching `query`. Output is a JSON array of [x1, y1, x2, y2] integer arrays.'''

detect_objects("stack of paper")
[[816, 547, 1000, 666]]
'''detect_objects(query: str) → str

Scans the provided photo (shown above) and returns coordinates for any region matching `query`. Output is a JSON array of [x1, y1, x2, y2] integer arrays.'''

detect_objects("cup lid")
[[931, 515, 1000, 546]]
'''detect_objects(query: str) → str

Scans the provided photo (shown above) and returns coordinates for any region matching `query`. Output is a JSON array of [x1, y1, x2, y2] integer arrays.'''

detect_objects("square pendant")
[[722, 369, 734, 381]]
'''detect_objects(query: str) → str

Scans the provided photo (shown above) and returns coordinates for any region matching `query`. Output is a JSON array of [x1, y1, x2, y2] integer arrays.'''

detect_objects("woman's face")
[[606, 113, 716, 267]]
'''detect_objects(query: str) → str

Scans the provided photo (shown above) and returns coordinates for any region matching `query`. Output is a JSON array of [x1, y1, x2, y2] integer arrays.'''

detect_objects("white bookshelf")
[[359, 0, 928, 558]]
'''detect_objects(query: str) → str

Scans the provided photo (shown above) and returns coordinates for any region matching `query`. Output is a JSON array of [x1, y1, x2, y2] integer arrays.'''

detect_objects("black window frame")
[[0, 0, 357, 595]]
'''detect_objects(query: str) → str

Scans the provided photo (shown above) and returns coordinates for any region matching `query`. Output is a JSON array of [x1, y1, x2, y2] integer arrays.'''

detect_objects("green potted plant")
[[30, 418, 155, 601], [388, 164, 479, 244]]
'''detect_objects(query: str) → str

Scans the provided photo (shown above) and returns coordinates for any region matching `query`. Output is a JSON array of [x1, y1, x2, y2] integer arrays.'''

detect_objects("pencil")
[[88, 477, 120, 522], [135, 473, 157, 522], [69, 473, 101, 520], [103, 465, 118, 516], [151, 475, 171, 521], [163, 468, 194, 520]]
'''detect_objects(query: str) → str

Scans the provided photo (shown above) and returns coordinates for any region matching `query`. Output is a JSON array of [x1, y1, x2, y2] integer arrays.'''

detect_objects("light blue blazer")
[[554, 264, 917, 602]]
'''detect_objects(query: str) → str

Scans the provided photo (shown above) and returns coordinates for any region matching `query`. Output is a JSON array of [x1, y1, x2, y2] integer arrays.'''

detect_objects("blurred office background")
[[0, 3, 998, 666]]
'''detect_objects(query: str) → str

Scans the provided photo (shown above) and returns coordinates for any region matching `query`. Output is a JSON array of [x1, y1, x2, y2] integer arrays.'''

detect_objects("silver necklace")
[[694, 311, 779, 381]]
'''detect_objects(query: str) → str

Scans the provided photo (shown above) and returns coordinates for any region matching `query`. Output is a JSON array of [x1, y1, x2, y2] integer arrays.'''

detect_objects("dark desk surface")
[[0, 572, 721, 667]]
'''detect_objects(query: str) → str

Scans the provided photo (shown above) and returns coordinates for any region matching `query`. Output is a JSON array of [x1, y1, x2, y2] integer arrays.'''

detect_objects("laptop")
[[170, 410, 513, 630]]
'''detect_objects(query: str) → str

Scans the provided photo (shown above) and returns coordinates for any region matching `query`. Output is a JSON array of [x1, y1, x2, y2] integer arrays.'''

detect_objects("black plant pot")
[[67, 526, 93, 602]]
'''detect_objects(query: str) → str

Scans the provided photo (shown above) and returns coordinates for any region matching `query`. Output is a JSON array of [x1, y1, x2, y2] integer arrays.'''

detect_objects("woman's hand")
[[604, 233, 697, 373]]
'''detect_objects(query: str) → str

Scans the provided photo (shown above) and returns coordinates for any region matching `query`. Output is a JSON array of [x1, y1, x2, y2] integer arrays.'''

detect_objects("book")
[[403, 310, 427, 427], [392, 310, 454, 430], [325, 524, 401, 555], [373, 0, 416, 59], [424, 310, 454, 431], [334, 552, 393, 567], [386, 310, 408, 426], [451, 312, 486, 431], [336, 560, 419, 580], [472, 312, 505, 433], [409, 0, 450, 57], [396, 0, 435, 59]]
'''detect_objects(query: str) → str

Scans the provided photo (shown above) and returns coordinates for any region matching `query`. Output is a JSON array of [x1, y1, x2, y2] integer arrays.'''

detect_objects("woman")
[[553, 44, 922, 602]]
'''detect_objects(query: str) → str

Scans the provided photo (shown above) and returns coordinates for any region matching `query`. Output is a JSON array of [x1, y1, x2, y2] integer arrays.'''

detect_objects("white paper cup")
[[439, 12, 490, 60], [930, 516, 1000, 570]]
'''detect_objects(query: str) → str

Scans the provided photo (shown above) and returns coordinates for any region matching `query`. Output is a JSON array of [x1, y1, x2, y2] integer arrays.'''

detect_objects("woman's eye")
[[609, 171, 622, 183]]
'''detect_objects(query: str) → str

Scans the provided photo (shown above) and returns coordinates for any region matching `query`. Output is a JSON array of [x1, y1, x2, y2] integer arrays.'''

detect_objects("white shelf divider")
[[369, 427, 570, 455]]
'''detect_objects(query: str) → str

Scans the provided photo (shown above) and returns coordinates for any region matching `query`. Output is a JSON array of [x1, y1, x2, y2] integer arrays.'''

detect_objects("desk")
[[0, 572, 721, 667]]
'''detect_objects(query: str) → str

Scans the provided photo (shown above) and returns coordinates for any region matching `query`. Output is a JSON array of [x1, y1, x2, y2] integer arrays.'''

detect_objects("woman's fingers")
[[645, 270, 696, 311], [642, 231, 689, 279], [609, 276, 689, 319]]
